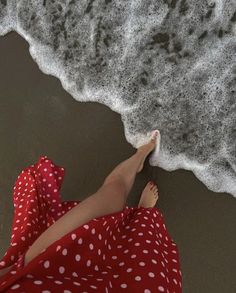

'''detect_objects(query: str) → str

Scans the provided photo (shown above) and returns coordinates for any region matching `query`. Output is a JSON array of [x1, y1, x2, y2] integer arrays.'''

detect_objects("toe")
[[145, 182, 151, 189], [152, 185, 157, 191], [150, 130, 159, 143], [147, 182, 153, 189], [154, 191, 158, 198]]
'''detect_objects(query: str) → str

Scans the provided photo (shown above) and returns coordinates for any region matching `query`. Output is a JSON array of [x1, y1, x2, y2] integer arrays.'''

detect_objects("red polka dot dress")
[[0, 155, 182, 292]]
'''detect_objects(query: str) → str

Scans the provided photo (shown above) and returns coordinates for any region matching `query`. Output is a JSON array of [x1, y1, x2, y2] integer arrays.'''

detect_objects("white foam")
[[0, 0, 235, 197]]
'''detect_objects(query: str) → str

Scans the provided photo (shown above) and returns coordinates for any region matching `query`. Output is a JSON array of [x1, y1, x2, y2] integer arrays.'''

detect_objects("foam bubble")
[[0, 0, 235, 197]]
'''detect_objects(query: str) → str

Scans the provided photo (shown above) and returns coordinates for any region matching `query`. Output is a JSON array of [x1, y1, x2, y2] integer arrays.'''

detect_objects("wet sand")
[[0, 32, 236, 293]]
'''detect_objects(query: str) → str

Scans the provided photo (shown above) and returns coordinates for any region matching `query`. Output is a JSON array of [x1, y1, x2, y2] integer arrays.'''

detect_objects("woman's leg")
[[0, 264, 14, 278], [24, 131, 158, 267]]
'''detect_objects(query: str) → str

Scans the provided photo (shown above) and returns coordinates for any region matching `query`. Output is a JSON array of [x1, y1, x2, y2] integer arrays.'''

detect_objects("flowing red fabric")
[[0, 155, 182, 292]]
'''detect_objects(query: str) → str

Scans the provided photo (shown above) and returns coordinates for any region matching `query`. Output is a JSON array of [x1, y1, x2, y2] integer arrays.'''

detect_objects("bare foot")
[[138, 181, 159, 208], [137, 129, 160, 173]]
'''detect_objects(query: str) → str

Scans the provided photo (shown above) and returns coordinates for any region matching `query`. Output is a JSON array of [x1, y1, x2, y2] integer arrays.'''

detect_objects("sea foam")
[[0, 0, 235, 196]]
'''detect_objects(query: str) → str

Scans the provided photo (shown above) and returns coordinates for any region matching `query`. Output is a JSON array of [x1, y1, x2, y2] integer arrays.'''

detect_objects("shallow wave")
[[0, 0, 235, 196]]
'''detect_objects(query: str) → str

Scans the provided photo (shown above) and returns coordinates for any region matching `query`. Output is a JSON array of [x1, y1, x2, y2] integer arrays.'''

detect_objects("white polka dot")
[[131, 254, 136, 259], [121, 284, 127, 288], [89, 243, 94, 250], [91, 228, 96, 234], [139, 262, 145, 266], [73, 282, 81, 286], [127, 268, 132, 272], [53, 189, 57, 192], [34, 280, 43, 285], [119, 262, 125, 266], [113, 275, 119, 278], [54, 280, 63, 285], [56, 245, 61, 252], [10, 284, 20, 290], [160, 271, 165, 277], [71, 234, 76, 240], [75, 254, 81, 262], [143, 250, 148, 254], [26, 274, 34, 278], [59, 266, 65, 274], [78, 238, 83, 244], [84, 224, 89, 229], [144, 290, 151, 293], [87, 260, 91, 267], [62, 248, 67, 256], [44, 168, 47, 172], [44, 260, 50, 268], [64, 291, 72, 293], [135, 276, 141, 281], [152, 259, 157, 264], [158, 286, 165, 292], [148, 272, 155, 278], [42, 291, 51, 293]]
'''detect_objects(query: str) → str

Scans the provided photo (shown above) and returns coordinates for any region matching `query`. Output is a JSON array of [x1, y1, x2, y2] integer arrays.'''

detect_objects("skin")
[[0, 265, 14, 278]]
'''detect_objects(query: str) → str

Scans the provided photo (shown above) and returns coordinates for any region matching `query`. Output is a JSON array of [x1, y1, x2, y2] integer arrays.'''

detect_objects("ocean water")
[[0, 0, 235, 197]]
